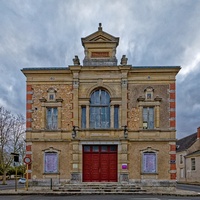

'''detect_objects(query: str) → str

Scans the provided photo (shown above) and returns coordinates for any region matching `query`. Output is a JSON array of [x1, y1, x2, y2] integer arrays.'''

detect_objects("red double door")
[[83, 145, 117, 182]]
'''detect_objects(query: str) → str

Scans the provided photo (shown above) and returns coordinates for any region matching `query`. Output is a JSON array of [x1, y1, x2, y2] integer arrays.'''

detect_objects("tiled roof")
[[176, 132, 197, 152]]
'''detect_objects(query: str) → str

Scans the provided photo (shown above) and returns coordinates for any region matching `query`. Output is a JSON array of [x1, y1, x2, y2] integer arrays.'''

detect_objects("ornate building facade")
[[22, 24, 180, 189]]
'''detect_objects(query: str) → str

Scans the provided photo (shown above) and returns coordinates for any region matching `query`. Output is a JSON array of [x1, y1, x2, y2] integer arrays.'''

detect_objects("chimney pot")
[[197, 127, 200, 139]]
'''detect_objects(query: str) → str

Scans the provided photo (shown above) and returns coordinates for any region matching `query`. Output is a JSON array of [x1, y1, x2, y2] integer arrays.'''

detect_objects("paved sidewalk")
[[0, 187, 200, 196]]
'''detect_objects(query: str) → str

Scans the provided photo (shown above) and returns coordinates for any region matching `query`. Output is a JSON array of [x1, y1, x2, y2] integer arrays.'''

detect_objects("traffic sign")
[[23, 157, 31, 164]]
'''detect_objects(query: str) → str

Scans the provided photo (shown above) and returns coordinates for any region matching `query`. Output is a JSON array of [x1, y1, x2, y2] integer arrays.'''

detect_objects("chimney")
[[197, 127, 200, 139]]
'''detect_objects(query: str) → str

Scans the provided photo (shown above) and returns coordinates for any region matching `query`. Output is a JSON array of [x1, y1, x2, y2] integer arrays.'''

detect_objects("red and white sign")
[[24, 157, 31, 164]]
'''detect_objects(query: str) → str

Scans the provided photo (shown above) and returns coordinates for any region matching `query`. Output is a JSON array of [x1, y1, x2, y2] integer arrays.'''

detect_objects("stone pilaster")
[[70, 141, 81, 183]]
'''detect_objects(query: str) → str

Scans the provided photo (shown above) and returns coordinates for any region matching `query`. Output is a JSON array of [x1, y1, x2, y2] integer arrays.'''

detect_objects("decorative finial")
[[98, 23, 102, 31]]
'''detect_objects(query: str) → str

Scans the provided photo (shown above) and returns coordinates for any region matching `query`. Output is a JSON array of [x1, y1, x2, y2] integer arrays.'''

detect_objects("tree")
[[0, 106, 25, 184]]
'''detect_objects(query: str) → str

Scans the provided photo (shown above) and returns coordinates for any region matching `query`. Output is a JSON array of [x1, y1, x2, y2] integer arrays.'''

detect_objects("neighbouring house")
[[176, 127, 200, 183], [22, 23, 180, 189]]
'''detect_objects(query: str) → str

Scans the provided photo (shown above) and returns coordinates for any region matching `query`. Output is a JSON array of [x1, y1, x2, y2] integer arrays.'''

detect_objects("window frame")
[[46, 107, 58, 130], [47, 88, 57, 101], [142, 151, 157, 174], [142, 107, 154, 129], [180, 155, 183, 164], [44, 151, 58, 174], [191, 158, 196, 171]]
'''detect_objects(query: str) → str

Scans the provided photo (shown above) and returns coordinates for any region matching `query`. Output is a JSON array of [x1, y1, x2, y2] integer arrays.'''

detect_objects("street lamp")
[[72, 126, 79, 139], [122, 125, 128, 139]]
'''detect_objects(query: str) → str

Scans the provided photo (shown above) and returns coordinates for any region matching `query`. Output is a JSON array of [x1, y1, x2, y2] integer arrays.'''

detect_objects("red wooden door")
[[100, 154, 109, 181], [91, 154, 100, 181], [109, 153, 117, 181], [83, 145, 117, 182]]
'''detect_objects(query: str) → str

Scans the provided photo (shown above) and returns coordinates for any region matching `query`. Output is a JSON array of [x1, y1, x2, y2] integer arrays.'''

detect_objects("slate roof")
[[176, 132, 197, 152]]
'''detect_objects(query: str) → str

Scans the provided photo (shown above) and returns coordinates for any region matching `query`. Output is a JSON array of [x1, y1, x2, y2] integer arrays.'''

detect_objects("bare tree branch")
[[0, 106, 25, 184]]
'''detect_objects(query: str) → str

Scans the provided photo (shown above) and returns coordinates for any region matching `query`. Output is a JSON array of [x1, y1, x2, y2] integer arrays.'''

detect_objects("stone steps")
[[53, 183, 146, 194]]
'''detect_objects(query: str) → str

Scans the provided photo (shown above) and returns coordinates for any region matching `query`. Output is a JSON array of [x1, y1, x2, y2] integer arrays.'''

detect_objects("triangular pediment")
[[89, 35, 112, 42], [81, 23, 119, 46]]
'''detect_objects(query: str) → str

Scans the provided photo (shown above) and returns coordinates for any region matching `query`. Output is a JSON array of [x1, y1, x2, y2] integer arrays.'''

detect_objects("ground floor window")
[[44, 152, 58, 173], [142, 152, 157, 173]]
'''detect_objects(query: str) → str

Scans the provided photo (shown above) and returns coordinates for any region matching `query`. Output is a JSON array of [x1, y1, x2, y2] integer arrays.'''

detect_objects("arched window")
[[90, 89, 110, 128]]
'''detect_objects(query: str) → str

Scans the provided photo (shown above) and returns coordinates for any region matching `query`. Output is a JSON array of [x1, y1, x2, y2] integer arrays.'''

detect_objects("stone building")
[[22, 24, 180, 189], [176, 127, 200, 183]]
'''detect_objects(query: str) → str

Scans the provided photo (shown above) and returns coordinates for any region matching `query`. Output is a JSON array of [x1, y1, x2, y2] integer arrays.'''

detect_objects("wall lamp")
[[122, 125, 128, 139], [72, 126, 79, 139]]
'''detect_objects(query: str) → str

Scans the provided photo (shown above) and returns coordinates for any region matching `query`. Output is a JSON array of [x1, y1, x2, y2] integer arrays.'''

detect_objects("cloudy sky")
[[0, 0, 200, 138]]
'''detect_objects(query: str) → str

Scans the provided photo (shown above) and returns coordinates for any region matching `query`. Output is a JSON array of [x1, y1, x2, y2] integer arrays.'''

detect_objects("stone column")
[[139, 105, 143, 129], [110, 105, 114, 128], [121, 79, 127, 126], [155, 105, 160, 128], [41, 105, 45, 129], [57, 106, 61, 129], [70, 65, 81, 127], [86, 104, 90, 129], [73, 78, 79, 126], [119, 66, 130, 126]]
